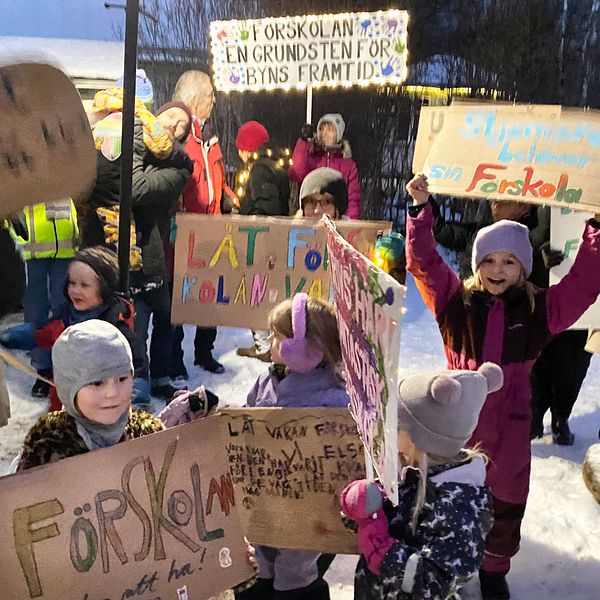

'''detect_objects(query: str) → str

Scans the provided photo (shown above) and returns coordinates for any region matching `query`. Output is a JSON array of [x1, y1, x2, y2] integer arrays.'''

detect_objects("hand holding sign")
[[0, 63, 96, 217], [406, 173, 430, 205]]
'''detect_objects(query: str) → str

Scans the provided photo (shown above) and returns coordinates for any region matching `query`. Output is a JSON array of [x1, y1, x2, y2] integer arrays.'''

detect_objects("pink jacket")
[[289, 138, 361, 219], [406, 202, 600, 504]]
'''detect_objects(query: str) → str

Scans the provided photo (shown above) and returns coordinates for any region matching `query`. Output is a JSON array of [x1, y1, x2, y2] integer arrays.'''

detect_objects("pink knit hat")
[[472, 219, 533, 277]]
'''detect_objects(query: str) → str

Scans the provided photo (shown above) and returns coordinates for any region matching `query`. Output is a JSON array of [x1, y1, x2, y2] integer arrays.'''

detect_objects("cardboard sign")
[[209, 10, 408, 91], [0, 63, 96, 217], [324, 217, 405, 503], [218, 408, 364, 554], [413, 103, 600, 212], [171, 215, 390, 330], [549, 207, 599, 328], [0, 418, 254, 600]]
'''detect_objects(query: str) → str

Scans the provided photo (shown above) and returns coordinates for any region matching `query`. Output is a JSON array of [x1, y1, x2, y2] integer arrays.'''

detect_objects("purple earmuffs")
[[279, 293, 324, 373]]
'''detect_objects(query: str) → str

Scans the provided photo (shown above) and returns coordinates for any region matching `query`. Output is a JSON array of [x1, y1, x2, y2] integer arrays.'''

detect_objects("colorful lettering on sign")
[[465, 164, 582, 204]]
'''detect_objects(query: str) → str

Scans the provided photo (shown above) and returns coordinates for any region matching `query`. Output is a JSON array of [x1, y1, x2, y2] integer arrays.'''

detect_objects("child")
[[289, 114, 361, 219], [162, 293, 349, 599], [16, 320, 162, 471], [0, 246, 150, 410], [405, 173, 600, 599], [297, 167, 348, 220], [235, 120, 290, 217], [340, 363, 502, 600]]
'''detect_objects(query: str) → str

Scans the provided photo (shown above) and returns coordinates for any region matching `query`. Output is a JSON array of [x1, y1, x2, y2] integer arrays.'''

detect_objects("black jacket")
[[239, 155, 290, 216], [82, 122, 192, 291]]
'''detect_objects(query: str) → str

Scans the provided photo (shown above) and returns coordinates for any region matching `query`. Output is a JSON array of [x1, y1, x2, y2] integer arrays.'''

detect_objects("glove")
[[340, 479, 395, 575], [158, 385, 219, 427], [540, 241, 564, 269], [300, 122, 315, 142], [0, 322, 36, 350], [35, 320, 66, 349]]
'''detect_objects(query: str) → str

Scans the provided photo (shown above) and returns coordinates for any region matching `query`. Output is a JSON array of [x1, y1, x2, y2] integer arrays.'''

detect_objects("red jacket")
[[288, 138, 361, 219], [182, 118, 234, 214]]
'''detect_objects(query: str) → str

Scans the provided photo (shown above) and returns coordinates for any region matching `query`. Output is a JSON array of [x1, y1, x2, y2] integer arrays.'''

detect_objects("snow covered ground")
[[1, 272, 599, 599]]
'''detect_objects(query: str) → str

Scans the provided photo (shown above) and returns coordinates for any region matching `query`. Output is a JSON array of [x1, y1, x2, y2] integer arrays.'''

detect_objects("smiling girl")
[[405, 173, 600, 600]]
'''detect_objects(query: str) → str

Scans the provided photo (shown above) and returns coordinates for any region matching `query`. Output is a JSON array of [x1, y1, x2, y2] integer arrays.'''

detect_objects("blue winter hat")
[[472, 219, 533, 277], [115, 68, 153, 105]]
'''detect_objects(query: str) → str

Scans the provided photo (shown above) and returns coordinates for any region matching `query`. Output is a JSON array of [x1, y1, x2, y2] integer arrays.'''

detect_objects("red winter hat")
[[236, 121, 269, 152]]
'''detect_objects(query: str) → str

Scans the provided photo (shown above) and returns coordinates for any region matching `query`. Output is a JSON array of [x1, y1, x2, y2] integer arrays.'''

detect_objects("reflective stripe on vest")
[[17, 201, 79, 260]]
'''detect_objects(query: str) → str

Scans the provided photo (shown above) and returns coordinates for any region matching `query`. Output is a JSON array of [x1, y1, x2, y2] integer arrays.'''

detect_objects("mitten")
[[300, 122, 315, 142], [340, 479, 396, 575], [158, 385, 219, 427], [540, 241, 564, 269], [35, 320, 66, 349], [0, 322, 36, 349]]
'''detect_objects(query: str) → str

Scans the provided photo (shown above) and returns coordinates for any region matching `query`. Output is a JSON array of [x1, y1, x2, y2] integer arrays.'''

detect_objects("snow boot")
[[552, 417, 575, 446], [479, 570, 510, 600], [234, 577, 274, 600], [272, 578, 330, 600]]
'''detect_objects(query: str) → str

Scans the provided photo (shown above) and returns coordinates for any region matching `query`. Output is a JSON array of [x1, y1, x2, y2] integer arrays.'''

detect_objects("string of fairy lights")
[[235, 148, 293, 199]]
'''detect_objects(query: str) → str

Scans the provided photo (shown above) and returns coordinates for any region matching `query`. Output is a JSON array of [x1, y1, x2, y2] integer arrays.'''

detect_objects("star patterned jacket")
[[354, 457, 493, 600]]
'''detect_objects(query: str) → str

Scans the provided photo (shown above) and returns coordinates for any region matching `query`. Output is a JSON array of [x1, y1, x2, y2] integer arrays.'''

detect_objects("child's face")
[[75, 373, 133, 424], [68, 261, 103, 311], [156, 107, 190, 141], [478, 251, 524, 295], [269, 331, 285, 365], [302, 193, 337, 219], [318, 122, 337, 146]]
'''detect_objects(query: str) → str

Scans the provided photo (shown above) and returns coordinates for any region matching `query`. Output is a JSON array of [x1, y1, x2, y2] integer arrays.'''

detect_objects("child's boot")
[[479, 570, 510, 600], [272, 577, 330, 600]]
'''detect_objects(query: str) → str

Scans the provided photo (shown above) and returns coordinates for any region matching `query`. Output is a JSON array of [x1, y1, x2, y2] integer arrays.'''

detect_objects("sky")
[[0, 0, 125, 41]]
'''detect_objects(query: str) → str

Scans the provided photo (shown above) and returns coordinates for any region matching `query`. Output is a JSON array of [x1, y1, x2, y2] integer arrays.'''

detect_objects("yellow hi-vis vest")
[[12, 200, 79, 260]]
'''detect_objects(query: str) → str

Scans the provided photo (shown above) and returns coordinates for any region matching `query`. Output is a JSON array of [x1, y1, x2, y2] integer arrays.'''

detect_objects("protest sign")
[[324, 217, 405, 503], [413, 103, 600, 212], [209, 10, 408, 92], [171, 215, 390, 330], [549, 206, 600, 328], [0, 418, 253, 600], [218, 408, 364, 554], [0, 63, 96, 217]]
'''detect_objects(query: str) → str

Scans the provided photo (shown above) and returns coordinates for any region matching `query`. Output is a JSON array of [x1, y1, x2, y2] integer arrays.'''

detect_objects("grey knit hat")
[[299, 167, 348, 216], [52, 320, 133, 412], [398, 362, 504, 456], [317, 113, 345, 143], [472, 219, 533, 277]]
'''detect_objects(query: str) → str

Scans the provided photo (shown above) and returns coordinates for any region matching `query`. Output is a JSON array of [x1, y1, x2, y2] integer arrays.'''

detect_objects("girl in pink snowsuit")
[[289, 113, 361, 219], [405, 174, 600, 600]]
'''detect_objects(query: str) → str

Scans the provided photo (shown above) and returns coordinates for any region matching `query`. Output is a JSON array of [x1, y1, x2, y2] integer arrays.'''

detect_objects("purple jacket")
[[246, 364, 349, 408], [406, 202, 600, 504], [288, 138, 361, 219]]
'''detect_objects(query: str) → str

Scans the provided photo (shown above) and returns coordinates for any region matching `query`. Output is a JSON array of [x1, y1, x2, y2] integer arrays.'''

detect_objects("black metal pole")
[[117, 0, 139, 294]]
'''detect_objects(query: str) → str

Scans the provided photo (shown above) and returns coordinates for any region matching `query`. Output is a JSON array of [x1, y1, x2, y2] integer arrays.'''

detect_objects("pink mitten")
[[340, 479, 396, 575], [158, 386, 216, 427]]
